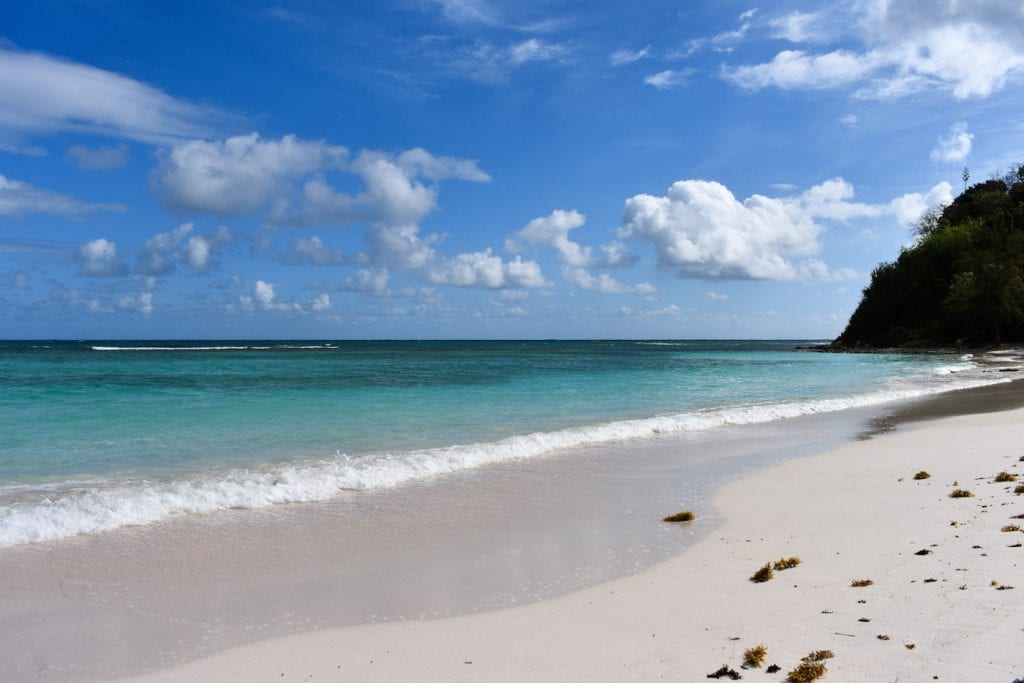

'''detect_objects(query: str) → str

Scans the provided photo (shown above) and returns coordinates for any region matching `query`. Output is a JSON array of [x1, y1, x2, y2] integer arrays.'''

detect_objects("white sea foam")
[[0, 370, 1012, 548]]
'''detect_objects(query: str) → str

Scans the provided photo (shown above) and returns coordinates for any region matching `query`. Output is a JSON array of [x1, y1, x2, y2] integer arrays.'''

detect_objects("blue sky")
[[2, 0, 1023, 339]]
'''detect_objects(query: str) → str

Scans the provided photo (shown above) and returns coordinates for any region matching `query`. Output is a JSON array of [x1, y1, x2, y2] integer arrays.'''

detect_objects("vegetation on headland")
[[831, 165, 1024, 349]]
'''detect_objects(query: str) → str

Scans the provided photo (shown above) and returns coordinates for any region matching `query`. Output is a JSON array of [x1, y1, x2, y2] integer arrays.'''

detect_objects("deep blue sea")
[[0, 339, 1010, 547]]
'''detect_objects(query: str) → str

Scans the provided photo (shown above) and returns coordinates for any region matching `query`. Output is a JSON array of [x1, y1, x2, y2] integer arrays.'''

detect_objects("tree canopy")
[[834, 165, 1024, 348]]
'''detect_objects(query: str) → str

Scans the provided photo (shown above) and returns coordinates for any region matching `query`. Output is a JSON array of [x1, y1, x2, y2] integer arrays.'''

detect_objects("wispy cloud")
[[0, 174, 124, 217], [644, 69, 694, 90], [610, 46, 651, 66], [0, 47, 231, 144]]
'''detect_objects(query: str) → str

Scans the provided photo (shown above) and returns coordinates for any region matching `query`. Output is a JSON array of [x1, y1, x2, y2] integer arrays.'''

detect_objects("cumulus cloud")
[[708, 291, 728, 301], [0, 47, 223, 144], [930, 121, 973, 163], [562, 267, 655, 294], [345, 268, 391, 295], [507, 209, 590, 266], [119, 291, 154, 316], [610, 46, 651, 66], [137, 223, 233, 274], [77, 238, 125, 276], [156, 133, 348, 215], [724, 1, 1024, 100], [157, 133, 538, 290], [310, 292, 332, 311], [644, 69, 694, 90], [618, 177, 950, 281], [156, 135, 489, 230], [619, 180, 822, 280], [250, 279, 302, 312], [285, 236, 350, 265], [68, 143, 130, 170], [0, 174, 122, 217]]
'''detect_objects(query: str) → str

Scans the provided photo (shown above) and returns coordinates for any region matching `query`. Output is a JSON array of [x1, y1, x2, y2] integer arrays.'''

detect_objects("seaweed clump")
[[743, 644, 767, 668], [851, 579, 874, 587], [1002, 525, 1022, 532], [913, 471, 931, 480], [750, 563, 774, 583], [1014, 485, 1024, 495], [706, 664, 742, 680], [995, 472, 1019, 483], [801, 650, 834, 663], [773, 556, 802, 570], [787, 661, 827, 682], [949, 489, 974, 498], [663, 510, 696, 523]]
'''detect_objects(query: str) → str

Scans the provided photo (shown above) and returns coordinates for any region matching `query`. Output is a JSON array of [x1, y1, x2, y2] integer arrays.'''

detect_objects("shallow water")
[[0, 340, 1012, 547]]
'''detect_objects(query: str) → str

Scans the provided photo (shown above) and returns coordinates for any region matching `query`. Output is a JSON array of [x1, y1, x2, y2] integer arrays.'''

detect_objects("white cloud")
[[644, 69, 693, 90], [507, 209, 590, 266], [725, 1, 1024, 100], [619, 180, 822, 280], [562, 267, 655, 294], [286, 236, 349, 265], [769, 11, 825, 43], [726, 49, 879, 90], [137, 223, 232, 274], [311, 293, 332, 311], [251, 279, 302, 312], [708, 291, 728, 301], [119, 291, 154, 316], [77, 238, 124, 276], [838, 113, 859, 127], [427, 250, 546, 289], [138, 223, 193, 275], [930, 121, 973, 163], [610, 46, 651, 66], [444, 38, 571, 82], [184, 236, 212, 271], [345, 268, 391, 295], [507, 39, 567, 65], [0, 173, 122, 217], [617, 304, 684, 319], [888, 181, 954, 225], [68, 143, 130, 170], [0, 47, 222, 144], [429, 0, 497, 25], [157, 133, 347, 215], [796, 259, 860, 283]]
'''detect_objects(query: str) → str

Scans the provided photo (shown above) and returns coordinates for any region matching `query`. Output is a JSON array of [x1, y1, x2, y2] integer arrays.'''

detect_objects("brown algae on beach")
[[913, 470, 931, 480], [743, 644, 767, 668], [949, 489, 974, 498], [773, 556, 801, 570], [1014, 484, 1024, 494], [662, 510, 695, 523], [787, 661, 828, 682], [851, 579, 874, 587], [750, 563, 774, 583], [1002, 525, 1022, 532], [995, 471, 1019, 482]]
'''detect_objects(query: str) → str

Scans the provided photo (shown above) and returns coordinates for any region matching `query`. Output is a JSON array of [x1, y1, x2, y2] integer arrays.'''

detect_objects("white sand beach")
[[123, 405, 1024, 682]]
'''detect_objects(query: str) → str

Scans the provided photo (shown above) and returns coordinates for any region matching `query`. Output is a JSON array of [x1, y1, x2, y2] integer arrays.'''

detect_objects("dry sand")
[[123, 406, 1024, 682]]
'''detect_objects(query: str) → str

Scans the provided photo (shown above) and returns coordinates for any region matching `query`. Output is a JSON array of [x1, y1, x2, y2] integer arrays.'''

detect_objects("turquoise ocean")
[[0, 339, 1012, 548]]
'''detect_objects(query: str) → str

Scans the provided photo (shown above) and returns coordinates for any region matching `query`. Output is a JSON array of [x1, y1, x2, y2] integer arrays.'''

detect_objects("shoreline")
[[123, 389, 1024, 682], [2, 379, 1021, 681]]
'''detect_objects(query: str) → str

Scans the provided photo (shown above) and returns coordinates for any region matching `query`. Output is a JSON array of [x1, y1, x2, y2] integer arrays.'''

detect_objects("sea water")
[[0, 339, 1013, 547]]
